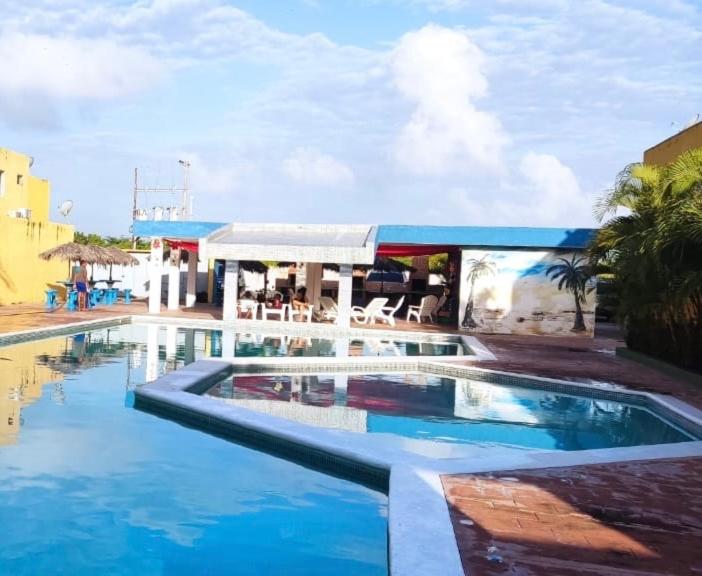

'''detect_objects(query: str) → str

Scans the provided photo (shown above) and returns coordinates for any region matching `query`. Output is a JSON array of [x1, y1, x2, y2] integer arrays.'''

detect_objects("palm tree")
[[546, 255, 592, 332], [590, 147, 702, 370], [461, 256, 496, 329]]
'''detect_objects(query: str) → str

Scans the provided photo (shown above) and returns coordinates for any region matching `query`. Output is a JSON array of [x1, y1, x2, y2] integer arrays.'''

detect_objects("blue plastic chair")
[[66, 290, 78, 311], [123, 289, 132, 304], [89, 290, 100, 308], [45, 289, 58, 310]]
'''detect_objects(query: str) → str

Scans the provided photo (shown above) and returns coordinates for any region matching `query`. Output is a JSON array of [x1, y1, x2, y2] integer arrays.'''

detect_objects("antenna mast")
[[131, 160, 193, 248]]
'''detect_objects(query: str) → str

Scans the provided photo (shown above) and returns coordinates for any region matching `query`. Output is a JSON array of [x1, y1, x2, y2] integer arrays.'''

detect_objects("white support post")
[[167, 248, 181, 311], [306, 262, 323, 309], [222, 328, 236, 358], [337, 263, 353, 327], [148, 238, 164, 314], [165, 324, 177, 370], [185, 250, 197, 308], [222, 259, 239, 322], [145, 324, 159, 382]]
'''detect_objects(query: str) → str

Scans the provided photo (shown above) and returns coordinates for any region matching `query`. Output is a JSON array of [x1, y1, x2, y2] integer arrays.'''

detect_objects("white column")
[[337, 263, 353, 327], [334, 374, 348, 406], [148, 238, 164, 314], [185, 250, 197, 307], [165, 324, 178, 371], [222, 259, 239, 322], [306, 262, 323, 309], [167, 248, 181, 311], [145, 324, 159, 382], [221, 328, 236, 358]]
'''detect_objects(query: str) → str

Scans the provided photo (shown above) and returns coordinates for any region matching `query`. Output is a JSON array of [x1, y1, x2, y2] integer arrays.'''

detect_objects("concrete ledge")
[[616, 346, 702, 386], [389, 466, 463, 576]]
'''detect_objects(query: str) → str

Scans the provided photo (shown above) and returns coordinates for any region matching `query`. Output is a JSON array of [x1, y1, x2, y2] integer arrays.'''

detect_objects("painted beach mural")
[[458, 249, 596, 337]]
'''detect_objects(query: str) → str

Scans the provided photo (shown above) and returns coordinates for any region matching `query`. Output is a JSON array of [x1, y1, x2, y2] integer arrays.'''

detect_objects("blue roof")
[[376, 225, 596, 249], [132, 220, 596, 249], [132, 220, 226, 239]]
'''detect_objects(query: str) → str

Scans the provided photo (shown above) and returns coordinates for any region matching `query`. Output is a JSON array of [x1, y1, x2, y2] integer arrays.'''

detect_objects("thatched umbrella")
[[104, 247, 139, 282], [39, 242, 112, 278]]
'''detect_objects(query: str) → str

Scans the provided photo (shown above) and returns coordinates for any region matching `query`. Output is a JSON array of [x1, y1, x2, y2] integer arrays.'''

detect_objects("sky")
[[1, 0, 701, 236]]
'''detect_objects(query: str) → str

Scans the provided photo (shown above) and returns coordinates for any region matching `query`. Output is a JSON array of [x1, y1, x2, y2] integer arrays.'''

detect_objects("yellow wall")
[[0, 147, 74, 304], [0, 337, 65, 445], [643, 121, 702, 165]]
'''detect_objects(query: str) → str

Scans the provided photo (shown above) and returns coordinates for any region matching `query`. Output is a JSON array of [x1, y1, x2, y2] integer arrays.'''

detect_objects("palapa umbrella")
[[39, 242, 112, 278], [104, 247, 139, 282]]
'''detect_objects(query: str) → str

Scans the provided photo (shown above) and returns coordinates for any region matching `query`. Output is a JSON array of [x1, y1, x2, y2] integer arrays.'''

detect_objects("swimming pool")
[[206, 372, 697, 452], [0, 326, 387, 575]]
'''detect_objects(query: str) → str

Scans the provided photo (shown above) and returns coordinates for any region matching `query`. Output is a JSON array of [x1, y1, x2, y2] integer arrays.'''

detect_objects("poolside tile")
[[443, 457, 702, 576]]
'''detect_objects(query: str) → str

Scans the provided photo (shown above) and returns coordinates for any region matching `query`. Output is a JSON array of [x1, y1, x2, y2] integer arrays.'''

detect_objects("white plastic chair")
[[289, 304, 314, 323], [351, 297, 388, 324], [315, 296, 339, 323], [376, 295, 405, 327], [238, 299, 259, 319], [406, 295, 438, 323], [262, 303, 290, 321]]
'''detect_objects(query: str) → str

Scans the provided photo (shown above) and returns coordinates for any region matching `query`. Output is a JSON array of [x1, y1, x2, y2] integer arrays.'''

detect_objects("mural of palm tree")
[[546, 255, 593, 332], [461, 256, 496, 329]]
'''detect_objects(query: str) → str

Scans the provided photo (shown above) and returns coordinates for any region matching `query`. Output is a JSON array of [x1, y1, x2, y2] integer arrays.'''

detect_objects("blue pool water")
[[0, 327, 387, 575], [207, 372, 696, 451]]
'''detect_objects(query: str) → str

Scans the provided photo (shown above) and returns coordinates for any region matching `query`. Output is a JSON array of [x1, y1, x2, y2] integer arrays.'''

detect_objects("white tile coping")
[[134, 357, 702, 576]]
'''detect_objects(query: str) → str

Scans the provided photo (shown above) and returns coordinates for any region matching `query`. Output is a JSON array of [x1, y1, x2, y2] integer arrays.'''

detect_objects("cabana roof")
[[201, 223, 377, 265]]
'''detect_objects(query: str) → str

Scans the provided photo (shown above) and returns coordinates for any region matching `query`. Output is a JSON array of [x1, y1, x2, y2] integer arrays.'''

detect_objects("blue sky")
[[1, 0, 700, 235]]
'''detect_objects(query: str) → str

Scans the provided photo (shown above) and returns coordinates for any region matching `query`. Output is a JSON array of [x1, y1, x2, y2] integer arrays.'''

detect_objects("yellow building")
[[643, 120, 702, 165], [0, 336, 66, 445], [0, 147, 74, 305]]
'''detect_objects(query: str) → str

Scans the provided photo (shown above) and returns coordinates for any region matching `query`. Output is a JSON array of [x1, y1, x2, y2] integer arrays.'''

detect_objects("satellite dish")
[[58, 200, 73, 222]]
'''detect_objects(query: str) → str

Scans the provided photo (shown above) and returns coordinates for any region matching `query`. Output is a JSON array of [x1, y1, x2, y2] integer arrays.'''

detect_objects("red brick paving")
[[443, 458, 702, 576]]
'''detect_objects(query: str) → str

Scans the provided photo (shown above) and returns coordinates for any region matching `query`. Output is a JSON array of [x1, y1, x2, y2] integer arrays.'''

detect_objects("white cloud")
[[390, 25, 508, 175], [282, 148, 355, 187], [446, 152, 595, 227], [519, 152, 593, 221], [0, 33, 165, 100]]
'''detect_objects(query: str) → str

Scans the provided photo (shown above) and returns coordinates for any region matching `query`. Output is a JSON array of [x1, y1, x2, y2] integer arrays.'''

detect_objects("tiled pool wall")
[[0, 316, 131, 346], [201, 357, 702, 441], [421, 361, 702, 440], [134, 390, 390, 493], [131, 314, 492, 359]]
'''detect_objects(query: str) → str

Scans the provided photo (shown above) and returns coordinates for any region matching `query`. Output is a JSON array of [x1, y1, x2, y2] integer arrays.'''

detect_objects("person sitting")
[[270, 292, 283, 309], [292, 287, 309, 312], [72, 260, 89, 311], [238, 290, 257, 319]]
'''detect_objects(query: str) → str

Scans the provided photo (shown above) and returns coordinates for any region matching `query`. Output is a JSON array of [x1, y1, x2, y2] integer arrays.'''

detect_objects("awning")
[[376, 244, 457, 257], [201, 223, 377, 265], [165, 239, 199, 252]]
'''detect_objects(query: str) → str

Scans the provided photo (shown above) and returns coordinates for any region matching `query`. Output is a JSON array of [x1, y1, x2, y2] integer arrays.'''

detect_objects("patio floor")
[[1, 302, 700, 575], [443, 457, 702, 575]]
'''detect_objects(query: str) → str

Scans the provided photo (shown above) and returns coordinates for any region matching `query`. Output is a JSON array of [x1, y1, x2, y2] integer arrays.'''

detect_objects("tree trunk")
[[461, 283, 478, 329], [572, 291, 586, 332]]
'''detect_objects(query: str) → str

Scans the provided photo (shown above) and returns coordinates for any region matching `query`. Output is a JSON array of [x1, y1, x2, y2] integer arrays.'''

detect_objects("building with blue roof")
[[132, 219, 598, 336]]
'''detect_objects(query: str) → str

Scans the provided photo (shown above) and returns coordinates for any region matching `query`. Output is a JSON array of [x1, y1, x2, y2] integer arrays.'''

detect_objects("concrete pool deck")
[[2, 303, 702, 575]]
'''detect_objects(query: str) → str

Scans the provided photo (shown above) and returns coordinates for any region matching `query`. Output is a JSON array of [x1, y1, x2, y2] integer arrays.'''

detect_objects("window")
[[0, 170, 5, 197], [16, 174, 24, 186]]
